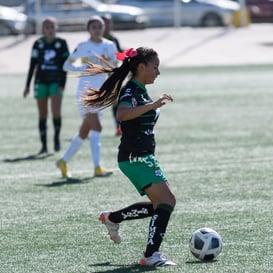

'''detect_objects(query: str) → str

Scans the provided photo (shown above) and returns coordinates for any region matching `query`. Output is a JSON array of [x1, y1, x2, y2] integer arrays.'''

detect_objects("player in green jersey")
[[82, 47, 176, 266], [23, 17, 69, 154]]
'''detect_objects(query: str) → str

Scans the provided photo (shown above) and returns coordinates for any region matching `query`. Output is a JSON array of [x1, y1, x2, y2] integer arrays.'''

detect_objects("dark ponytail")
[[82, 47, 158, 109]]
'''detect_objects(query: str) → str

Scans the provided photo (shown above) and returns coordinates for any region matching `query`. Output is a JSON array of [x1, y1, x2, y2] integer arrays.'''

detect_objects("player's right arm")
[[63, 43, 88, 72], [23, 42, 38, 98]]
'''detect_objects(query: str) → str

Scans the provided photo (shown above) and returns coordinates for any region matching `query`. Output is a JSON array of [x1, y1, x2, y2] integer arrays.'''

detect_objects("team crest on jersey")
[[154, 166, 163, 177], [38, 41, 44, 49], [31, 48, 38, 58], [55, 41, 61, 49]]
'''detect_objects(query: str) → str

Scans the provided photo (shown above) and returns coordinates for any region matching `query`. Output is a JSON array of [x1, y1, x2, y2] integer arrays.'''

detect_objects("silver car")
[[26, 0, 148, 32], [103, 0, 240, 27], [0, 5, 27, 35]]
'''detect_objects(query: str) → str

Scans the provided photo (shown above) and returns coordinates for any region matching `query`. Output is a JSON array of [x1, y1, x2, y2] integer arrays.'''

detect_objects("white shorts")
[[77, 100, 103, 117], [76, 75, 105, 117]]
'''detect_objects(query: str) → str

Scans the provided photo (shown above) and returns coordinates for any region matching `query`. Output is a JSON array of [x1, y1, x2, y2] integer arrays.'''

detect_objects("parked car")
[[26, 0, 148, 33], [243, 0, 273, 23], [102, 0, 240, 27], [0, 5, 27, 35]]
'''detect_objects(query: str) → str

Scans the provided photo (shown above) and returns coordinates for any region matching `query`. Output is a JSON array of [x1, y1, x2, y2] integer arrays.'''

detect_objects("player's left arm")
[[117, 94, 173, 121]]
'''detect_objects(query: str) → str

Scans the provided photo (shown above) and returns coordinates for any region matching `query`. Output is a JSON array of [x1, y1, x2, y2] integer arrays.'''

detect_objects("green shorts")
[[118, 154, 167, 196], [34, 83, 62, 99]]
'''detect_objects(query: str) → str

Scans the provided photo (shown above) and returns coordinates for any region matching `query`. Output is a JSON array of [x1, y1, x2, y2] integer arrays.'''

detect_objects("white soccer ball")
[[189, 227, 222, 261]]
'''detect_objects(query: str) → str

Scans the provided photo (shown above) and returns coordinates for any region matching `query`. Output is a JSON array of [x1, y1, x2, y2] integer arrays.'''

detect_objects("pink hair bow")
[[116, 48, 137, 61]]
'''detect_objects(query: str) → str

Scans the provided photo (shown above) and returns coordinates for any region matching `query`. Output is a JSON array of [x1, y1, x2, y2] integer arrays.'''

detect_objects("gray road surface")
[[0, 23, 272, 74]]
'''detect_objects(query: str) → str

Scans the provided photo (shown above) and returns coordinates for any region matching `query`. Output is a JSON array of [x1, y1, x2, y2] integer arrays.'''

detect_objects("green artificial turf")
[[0, 65, 272, 273]]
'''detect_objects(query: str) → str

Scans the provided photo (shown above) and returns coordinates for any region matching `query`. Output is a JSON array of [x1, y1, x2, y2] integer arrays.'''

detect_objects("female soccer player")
[[56, 16, 117, 178], [23, 17, 69, 154], [82, 47, 176, 266]]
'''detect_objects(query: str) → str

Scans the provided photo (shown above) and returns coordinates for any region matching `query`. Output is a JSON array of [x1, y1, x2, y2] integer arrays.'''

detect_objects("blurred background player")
[[23, 17, 69, 154], [102, 14, 123, 136], [56, 16, 117, 178]]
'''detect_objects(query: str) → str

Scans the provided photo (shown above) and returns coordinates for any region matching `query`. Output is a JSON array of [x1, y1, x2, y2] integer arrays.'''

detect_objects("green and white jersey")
[[118, 79, 160, 162], [26, 37, 69, 87]]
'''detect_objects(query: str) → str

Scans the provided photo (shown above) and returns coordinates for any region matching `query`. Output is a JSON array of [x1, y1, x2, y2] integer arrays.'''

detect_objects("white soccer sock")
[[62, 134, 84, 162], [89, 130, 101, 168]]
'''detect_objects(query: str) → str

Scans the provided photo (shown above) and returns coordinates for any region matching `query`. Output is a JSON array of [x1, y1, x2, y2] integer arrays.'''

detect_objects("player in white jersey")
[[56, 16, 118, 178]]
